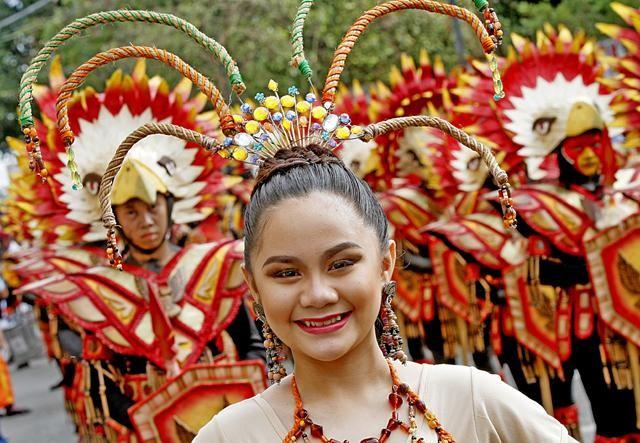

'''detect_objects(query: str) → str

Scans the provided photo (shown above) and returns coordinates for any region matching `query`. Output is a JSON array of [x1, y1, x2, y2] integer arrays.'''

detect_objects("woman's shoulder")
[[423, 362, 505, 387], [193, 395, 280, 443], [423, 363, 531, 407], [194, 380, 293, 443], [421, 364, 574, 442]]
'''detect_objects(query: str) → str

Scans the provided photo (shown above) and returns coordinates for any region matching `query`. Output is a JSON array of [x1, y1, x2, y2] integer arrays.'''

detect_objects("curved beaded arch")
[[359, 115, 516, 229], [54, 45, 235, 190], [321, 0, 498, 105]]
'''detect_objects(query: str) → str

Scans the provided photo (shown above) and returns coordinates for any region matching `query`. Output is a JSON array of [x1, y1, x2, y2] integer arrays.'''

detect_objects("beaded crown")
[[220, 81, 365, 165]]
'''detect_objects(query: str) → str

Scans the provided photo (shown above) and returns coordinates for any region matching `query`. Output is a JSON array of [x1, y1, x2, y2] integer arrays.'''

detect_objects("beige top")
[[194, 364, 577, 443]]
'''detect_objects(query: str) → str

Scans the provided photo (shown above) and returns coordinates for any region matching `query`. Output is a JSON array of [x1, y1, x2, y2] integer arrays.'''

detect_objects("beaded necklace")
[[283, 360, 455, 443]]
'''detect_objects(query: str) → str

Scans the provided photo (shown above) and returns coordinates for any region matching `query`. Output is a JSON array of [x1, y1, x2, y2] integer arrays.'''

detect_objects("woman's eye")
[[329, 260, 354, 271], [273, 269, 299, 279]]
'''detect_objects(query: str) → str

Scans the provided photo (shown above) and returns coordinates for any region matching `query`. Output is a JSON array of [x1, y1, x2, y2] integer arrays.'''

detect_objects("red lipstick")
[[294, 311, 352, 335]]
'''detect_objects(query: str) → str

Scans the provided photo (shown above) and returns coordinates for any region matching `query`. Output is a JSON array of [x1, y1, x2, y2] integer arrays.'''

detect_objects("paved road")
[[2, 358, 75, 443]]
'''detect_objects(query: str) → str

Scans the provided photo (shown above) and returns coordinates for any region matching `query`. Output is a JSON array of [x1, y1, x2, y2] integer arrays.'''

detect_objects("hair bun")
[[254, 144, 344, 186]]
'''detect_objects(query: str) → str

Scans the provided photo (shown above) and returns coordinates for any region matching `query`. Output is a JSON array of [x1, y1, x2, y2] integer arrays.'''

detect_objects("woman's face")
[[245, 191, 395, 363]]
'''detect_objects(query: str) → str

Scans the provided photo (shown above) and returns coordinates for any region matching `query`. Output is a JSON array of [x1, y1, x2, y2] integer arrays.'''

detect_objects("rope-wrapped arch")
[[290, 0, 315, 79], [322, 0, 496, 104], [19, 9, 244, 130], [55, 45, 235, 190], [361, 115, 508, 186], [362, 115, 516, 229], [55, 45, 234, 146]]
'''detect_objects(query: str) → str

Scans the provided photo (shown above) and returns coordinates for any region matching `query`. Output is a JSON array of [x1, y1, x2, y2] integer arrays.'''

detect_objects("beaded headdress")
[[18, 1, 515, 269]]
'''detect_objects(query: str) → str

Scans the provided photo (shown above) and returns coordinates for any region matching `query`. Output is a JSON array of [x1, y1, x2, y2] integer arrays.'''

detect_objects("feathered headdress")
[[17, 56, 223, 243], [597, 2, 640, 152], [453, 25, 621, 182]]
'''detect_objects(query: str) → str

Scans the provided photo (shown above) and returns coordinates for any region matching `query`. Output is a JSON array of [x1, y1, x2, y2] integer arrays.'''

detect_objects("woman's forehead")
[[255, 192, 375, 256]]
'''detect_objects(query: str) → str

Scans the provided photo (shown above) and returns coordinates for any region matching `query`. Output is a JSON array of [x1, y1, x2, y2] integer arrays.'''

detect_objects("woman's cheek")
[[261, 281, 297, 329]]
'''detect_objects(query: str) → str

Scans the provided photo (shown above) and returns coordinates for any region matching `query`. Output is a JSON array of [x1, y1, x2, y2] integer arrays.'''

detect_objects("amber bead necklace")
[[283, 360, 455, 443]]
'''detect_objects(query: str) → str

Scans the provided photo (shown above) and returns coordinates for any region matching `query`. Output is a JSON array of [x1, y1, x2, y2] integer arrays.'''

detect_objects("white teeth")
[[302, 314, 343, 328]]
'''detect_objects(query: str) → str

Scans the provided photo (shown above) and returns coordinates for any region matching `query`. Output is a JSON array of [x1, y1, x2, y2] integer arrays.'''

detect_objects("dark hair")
[[243, 144, 389, 270]]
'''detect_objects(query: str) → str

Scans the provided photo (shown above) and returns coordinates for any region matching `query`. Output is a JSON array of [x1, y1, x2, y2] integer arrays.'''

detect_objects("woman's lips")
[[294, 311, 352, 335]]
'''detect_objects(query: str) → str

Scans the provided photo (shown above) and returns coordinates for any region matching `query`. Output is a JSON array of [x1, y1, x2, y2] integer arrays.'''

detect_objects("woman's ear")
[[241, 263, 260, 303], [381, 239, 396, 282]]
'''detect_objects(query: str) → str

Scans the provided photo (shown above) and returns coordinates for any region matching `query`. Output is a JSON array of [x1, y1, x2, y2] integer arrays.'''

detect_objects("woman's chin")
[[293, 335, 355, 363], [301, 347, 352, 363]]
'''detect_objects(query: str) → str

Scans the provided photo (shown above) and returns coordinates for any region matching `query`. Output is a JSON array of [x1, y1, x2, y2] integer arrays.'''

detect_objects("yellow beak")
[[111, 158, 168, 206], [565, 100, 604, 138]]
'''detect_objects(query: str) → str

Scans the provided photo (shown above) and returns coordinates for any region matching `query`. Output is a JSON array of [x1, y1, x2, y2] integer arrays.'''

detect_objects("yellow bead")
[[281, 95, 296, 108], [282, 120, 291, 130], [296, 101, 311, 114], [268, 79, 279, 92], [311, 106, 327, 120], [253, 107, 269, 121], [218, 149, 230, 159], [232, 147, 248, 161], [350, 125, 363, 135], [245, 120, 260, 134], [232, 114, 244, 124], [335, 126, 350, 139], [264, 96, 279, 110]]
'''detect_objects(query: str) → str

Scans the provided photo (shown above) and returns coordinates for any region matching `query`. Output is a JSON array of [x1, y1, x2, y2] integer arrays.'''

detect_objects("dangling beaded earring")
[[253, 301, 287, 383], [379, 281, 408, 363]]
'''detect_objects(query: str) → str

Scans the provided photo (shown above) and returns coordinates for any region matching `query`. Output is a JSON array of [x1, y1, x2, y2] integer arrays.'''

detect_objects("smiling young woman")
[[194, 144, 576, 443]]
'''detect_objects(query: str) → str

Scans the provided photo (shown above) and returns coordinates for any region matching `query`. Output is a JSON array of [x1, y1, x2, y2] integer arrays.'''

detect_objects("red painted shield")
[[129, 361, 267, 442], [586, 213, 640, 347]]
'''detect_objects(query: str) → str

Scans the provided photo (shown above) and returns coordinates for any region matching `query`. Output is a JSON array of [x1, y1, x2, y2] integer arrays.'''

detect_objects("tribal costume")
[[10, 57, 266, 442], [452, 22, 640, 440]]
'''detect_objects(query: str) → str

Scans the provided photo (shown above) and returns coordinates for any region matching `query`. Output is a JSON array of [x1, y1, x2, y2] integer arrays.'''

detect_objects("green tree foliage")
[[0, 0, 629, 151]]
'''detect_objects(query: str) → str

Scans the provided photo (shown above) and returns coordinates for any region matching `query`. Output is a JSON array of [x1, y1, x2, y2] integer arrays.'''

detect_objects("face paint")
[[560, 131, 604, 177]]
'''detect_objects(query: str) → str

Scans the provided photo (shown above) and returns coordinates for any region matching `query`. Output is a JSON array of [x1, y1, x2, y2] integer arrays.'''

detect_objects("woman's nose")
[[300, 275, 339, 308]]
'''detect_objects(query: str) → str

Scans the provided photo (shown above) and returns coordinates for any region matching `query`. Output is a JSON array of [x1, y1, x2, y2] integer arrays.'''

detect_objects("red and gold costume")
[[6, 56, 266, 442], [451, 21, 640, 440]]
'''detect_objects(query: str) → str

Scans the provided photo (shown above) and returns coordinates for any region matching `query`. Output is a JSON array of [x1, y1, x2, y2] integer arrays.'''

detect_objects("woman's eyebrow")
[[262, 255, 296, 268], [261, 242, 362, 269], [322, 242, 362, 260]]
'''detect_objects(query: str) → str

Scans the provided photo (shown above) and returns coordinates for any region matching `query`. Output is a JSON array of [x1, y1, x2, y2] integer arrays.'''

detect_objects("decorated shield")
[[503, 262, 565, 371], [429, 239, 489, 325], [586, 212, 640, 347], [129, 361, 267, 442]]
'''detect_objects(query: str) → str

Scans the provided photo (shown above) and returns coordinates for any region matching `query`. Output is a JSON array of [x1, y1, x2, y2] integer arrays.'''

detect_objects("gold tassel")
[[534, 357, 554, 415], [439, 308, 458, 361], [518, 346, 537, 384], [626, 342, 640, 429], [95, 361, 118, 443]]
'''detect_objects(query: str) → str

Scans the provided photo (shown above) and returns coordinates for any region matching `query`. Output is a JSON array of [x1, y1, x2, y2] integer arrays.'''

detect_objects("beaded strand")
[[283, 360, 455, 443]]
